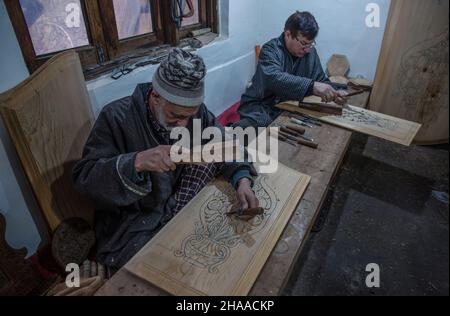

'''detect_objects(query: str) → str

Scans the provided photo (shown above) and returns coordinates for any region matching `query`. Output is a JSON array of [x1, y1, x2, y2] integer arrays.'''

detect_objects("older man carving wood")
[[73, 49, 258, 270]]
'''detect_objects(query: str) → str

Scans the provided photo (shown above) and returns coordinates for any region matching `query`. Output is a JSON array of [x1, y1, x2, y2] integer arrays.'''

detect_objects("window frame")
[[178, 0, 218, 39], [5, 0, 218, 78], [4, 0, 108, 72], [98, 0, 164, 60]]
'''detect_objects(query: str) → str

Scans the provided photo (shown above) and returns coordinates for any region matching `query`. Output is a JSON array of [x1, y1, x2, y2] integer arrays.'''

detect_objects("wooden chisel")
[[280, 126, 303, 137], [291, 118, 313, 128], [286, 124, 306, 135], [277, 133, 299, 147], [279, 131, 319, 149]]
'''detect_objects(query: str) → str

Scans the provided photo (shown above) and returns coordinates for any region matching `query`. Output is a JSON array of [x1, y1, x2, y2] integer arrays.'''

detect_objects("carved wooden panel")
[[369, 0, 449, 144], [125, 163, 310, 296], [277, 100, 422, 146]]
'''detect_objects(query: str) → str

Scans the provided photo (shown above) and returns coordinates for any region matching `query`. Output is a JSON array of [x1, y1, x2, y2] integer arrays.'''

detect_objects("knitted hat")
[[152, 48, 206, 107]]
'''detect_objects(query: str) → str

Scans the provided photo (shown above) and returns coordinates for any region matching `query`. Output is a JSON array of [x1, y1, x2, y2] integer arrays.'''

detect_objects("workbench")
[[95, 117, 354, 296]]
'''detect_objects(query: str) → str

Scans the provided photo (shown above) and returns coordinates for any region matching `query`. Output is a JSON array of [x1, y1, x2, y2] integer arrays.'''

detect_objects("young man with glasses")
[[237, 11, 348, 128]]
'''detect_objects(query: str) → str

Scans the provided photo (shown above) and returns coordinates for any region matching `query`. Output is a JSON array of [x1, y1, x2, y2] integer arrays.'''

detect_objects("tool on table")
[[298, 134, 315, 142], [302, 118, 322, 127], [291, 113, 322, 126], [291, 118, 314, 128], [299, 101, 344, 115], [286, 124, 307, 135], [280, 136, 298, 147], [280, 126, 305, 137], [303, 117, 322, 126], [226, 207, 265, 221], [281, 124, 316, 144], [275, 129, 299, 147], [279, 131, 319, 149]]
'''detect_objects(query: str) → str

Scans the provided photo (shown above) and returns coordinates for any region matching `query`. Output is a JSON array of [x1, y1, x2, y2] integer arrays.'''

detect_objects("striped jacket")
[[238, 34, 330, 128]]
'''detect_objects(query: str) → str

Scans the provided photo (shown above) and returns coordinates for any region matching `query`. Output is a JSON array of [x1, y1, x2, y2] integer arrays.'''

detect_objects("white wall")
[[0, 0, 42, 256], [0, 0, 390, 256], [257, 0, 391, 81], [0, 1, 29, 88]]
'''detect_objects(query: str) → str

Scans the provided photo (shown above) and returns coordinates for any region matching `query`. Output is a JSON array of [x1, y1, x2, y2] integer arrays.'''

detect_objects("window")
[[182, 0, 199, 26], [5, 0, 218, 78], [112, 0, 153, 39], [19, 0, 90, 55]]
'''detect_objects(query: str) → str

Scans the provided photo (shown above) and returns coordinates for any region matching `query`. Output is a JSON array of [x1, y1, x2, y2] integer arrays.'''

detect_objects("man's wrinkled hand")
[[236, 178, 259, 210], [135, 145, 177, 173]]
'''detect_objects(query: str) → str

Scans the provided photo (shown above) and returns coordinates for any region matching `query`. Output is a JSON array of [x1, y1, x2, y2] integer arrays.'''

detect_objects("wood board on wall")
[[0, 51, 95, 231], [369, 0, 449, 144], [277, 101, 422, 146], [125, 162, 310, 296]]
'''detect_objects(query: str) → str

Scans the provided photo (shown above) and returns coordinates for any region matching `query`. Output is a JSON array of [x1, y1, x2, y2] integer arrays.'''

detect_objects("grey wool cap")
[[152, 48, 206, 107]]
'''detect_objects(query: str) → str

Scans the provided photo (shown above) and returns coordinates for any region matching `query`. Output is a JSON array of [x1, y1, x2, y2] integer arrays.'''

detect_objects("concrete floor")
[[284, 134, 449, 296]]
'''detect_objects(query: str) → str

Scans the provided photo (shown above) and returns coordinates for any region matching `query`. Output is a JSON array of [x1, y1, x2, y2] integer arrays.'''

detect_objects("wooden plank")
[[95, 269, 165, 296], [277, 101, 422, 146], [369, 0, 449, 144], [0, 51, 95, 231], [125, 162, 310, 296]]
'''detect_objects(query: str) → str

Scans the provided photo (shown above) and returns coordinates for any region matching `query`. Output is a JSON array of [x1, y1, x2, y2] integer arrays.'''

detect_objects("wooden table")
[[95, 111, 353, 296]]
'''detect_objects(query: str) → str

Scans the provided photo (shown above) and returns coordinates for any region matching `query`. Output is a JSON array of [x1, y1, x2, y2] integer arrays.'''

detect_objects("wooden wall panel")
[[0, 51, 95, 231], [126, 163, 310, 296], [369, 0, 449, 144]]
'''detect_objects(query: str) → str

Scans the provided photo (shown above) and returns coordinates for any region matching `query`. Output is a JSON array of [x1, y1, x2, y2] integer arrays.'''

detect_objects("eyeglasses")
[[295, 37, 316, 49]]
